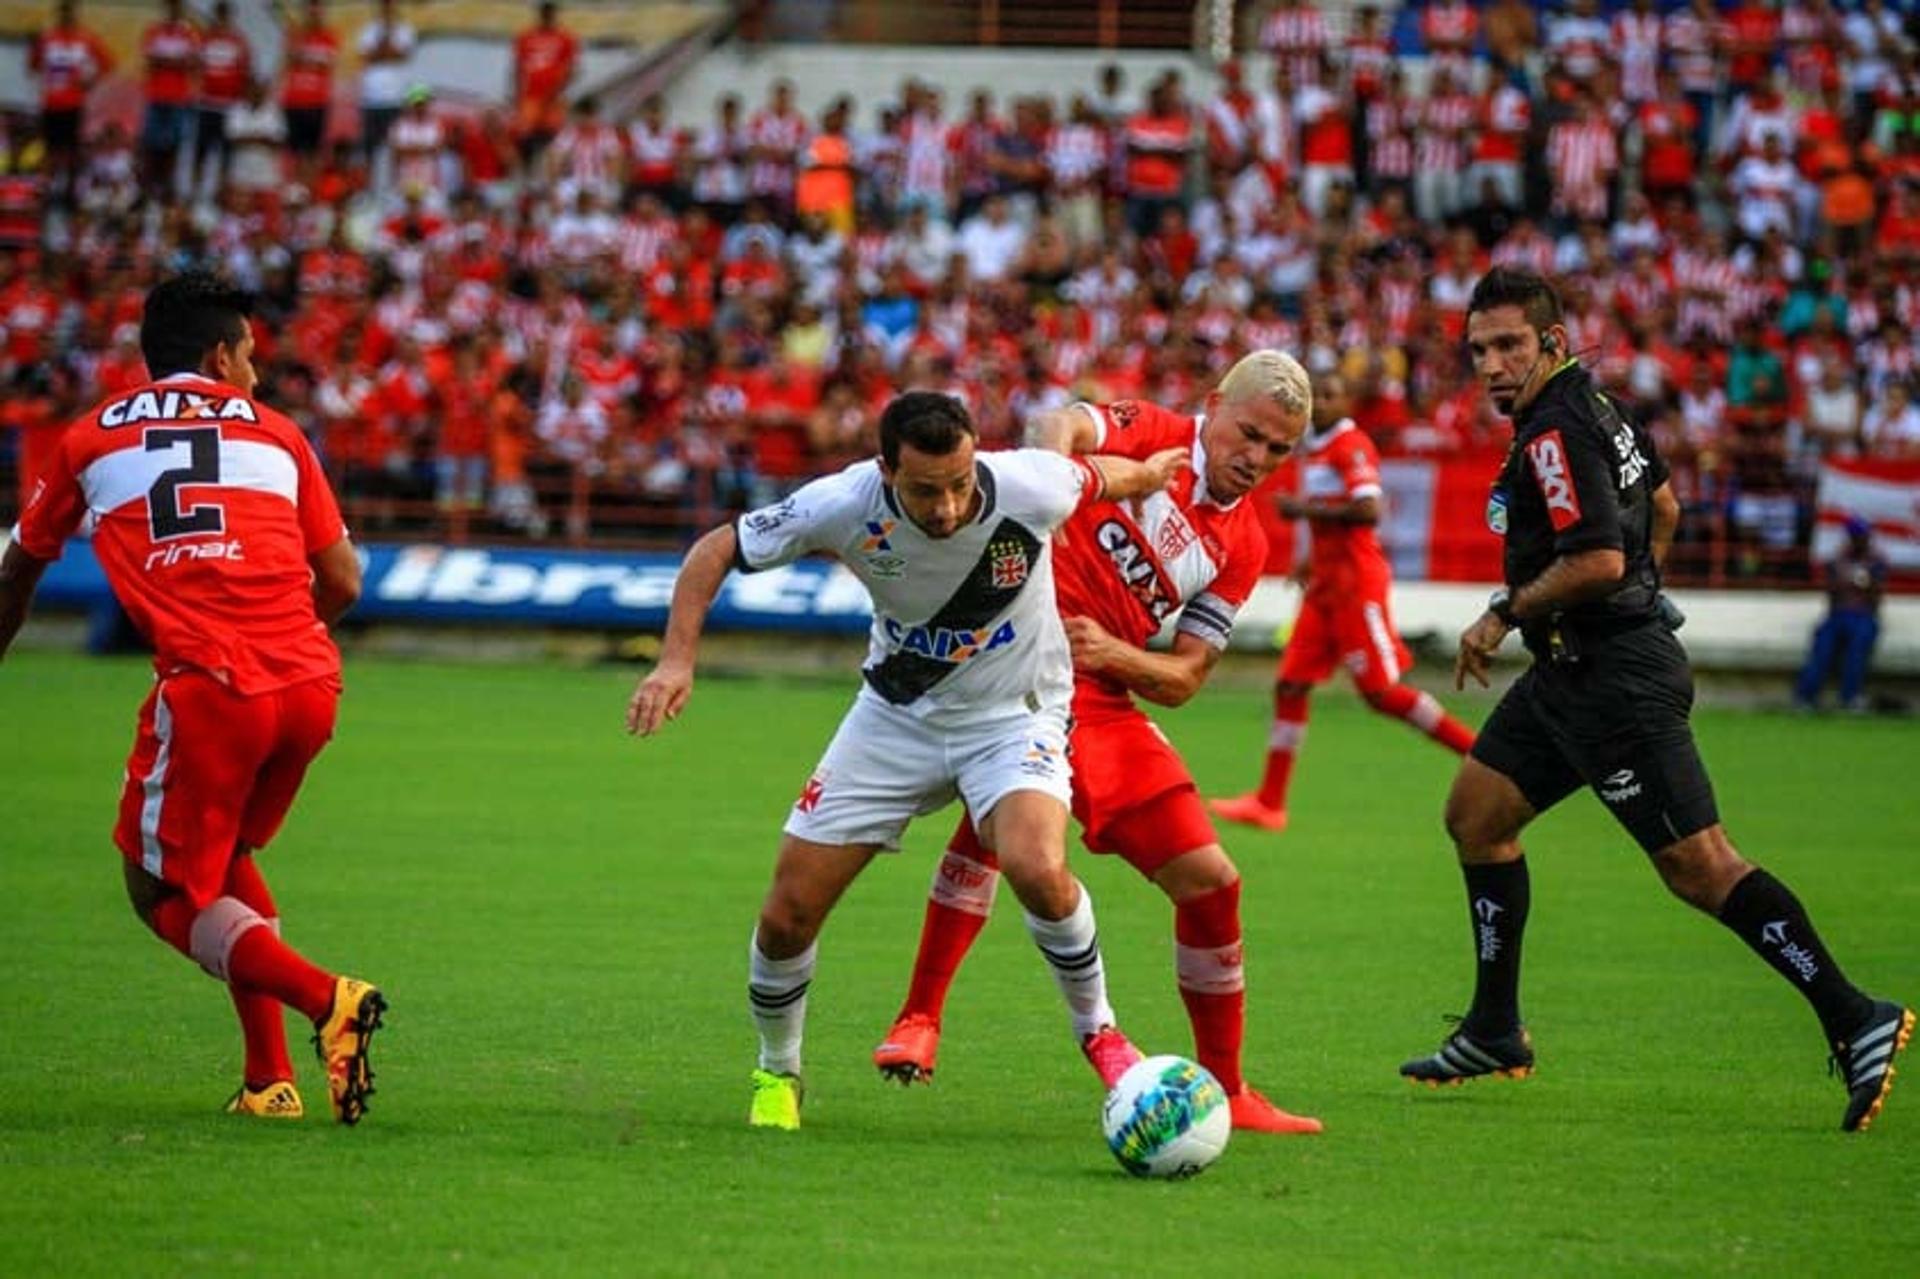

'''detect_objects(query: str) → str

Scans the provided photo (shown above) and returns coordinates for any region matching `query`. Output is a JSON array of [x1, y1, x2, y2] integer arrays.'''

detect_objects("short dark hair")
[[879, 391, 975, 468], [1466, 266, 1564, 334], [141, 271, 253, 378]]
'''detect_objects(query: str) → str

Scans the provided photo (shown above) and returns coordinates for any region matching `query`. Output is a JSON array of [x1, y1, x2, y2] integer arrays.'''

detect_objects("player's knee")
[[1154, 846, 1237, 901], [1000, 856, 1078, 919], [1652, 828, 1749, 911], [1274, 680, 1311, 701], [1443, 794, 1510, 860], [756, 893, 826, 954]]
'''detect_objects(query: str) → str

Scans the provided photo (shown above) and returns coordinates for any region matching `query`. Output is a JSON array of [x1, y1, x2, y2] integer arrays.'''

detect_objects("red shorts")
[[1277, 590, 1414, 694], [948, 702, 1218, 879], [114, 670, 339, 909]]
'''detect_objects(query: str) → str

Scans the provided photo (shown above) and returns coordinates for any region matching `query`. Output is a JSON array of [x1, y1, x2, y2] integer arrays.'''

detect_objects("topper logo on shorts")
[[1020, 738, 1063, 777], [1525, 430, 1581, 530], [881, 616, 1017, 663]]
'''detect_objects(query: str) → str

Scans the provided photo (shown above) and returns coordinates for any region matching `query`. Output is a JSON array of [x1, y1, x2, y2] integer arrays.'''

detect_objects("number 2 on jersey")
[[145, 426, 225, 541]]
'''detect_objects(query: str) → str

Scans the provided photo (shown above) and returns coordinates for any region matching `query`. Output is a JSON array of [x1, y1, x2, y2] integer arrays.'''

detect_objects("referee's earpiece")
[[1539, 332, 1559, 357]]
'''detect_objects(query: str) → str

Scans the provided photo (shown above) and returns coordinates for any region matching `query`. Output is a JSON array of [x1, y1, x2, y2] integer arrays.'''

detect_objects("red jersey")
[[198, 27, 251, 109], [1299, 419, 1390, 596], [1053, 399, 1267, 704], [142, 20, 201, 107], [281, 27, 338, 109], [13, 373, 348, 694], [29, 25, 113, 111], [515, 26, 578, 103]]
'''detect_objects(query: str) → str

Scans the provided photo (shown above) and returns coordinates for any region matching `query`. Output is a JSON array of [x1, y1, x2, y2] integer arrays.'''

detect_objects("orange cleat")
[[1208, 793, 1289, 833], [1082, 1025, 1145, 1090], [1228, 1086, 1323, 1134], [873, 1012, 941, 1085]]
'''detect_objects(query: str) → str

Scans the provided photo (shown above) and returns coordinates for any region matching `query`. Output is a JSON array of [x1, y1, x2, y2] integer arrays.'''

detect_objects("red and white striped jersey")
[[1664, 10, 1724, 95], [1414, 93, 1474, 173], [902, 112, 950, 202], [1047, 121, 1109, 191], [1613, 11, 1663, 101], [1473, 85, 1530, 164], [1547, 119, 1618, 194], [389, 113, 447, 193], [550, 121, 626, 197], [746, 108, 809, 198], [1259, 4, 1329, 87], [688, 122, 747, 204], [627, 119, 679, 187], [1547, 13, 1611, 81], [13, 372, 346, 694]]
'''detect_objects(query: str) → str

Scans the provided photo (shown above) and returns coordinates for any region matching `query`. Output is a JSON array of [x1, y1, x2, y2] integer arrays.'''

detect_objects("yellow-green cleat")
[[224, 1079, 304, 1119], [749, 1069, 803, 1131]]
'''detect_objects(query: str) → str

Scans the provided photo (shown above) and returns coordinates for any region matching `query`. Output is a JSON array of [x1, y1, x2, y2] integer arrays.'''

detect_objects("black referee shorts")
[[1470, 621, 1719, 854]]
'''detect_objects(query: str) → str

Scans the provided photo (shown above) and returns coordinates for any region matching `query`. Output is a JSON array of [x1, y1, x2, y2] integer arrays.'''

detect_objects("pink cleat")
[[1209, 793, 1289, 833], [1228, 1086, 1323, 1134], [1082, 1025, 1145, 1089]]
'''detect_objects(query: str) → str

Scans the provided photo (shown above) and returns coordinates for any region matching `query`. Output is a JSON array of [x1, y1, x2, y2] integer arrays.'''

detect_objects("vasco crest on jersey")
[[990, 539, 1030, 588]]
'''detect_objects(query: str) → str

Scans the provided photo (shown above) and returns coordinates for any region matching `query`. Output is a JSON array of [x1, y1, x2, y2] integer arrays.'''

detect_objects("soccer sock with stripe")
[[748, 931, 817, 1076], [899, 845, 1001, 1022], [1174, 879, 1246, 1094], [1716, 867, 1875, 1043], [1257, 690, 1310, 809], [1365, 683, 1476, 755], [222, 855, 294, 1087], [1024, 880, 1115, 1039], [1460, 857, 1529, 1039], [145, 885, 334, 1024]]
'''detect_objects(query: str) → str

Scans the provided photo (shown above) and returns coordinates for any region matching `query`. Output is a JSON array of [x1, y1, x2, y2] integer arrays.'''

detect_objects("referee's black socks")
[[1460, 857, 1530, 1039], [1717, 867, 1876, 1043]]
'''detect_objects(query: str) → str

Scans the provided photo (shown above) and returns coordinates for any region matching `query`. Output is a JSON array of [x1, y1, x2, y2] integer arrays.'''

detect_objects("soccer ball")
[[1100, 1054, 1231, 1179]]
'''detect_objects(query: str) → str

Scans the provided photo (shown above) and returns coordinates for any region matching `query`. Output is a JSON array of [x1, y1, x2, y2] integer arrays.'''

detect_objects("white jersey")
[[735, 450, 1096, 726]]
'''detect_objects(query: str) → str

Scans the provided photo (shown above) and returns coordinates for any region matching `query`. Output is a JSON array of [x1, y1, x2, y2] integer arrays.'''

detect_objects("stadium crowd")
[[4, 0, 1920, 569]]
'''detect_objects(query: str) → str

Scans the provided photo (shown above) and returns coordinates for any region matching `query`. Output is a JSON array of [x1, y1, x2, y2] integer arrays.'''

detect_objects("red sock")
[[226, 927, 337, 1025], [1175, 879, 1246, 1094], [1258, 691, 1310, 809], [1368, 684, 1476, 755], [900, 841, 1002, 1022], [223, 857, 295, 1086]]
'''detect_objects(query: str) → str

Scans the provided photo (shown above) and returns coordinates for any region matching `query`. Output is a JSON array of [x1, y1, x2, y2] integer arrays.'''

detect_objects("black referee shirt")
[[1492, 361, 1669, 643]]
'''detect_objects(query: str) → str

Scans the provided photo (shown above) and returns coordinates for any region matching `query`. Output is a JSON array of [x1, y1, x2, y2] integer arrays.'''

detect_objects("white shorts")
[[782, 691, 1073, 850]]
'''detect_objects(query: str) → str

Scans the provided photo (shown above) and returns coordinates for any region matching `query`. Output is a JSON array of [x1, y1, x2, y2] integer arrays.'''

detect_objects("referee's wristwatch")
[[1487, 588, 1521, 629]]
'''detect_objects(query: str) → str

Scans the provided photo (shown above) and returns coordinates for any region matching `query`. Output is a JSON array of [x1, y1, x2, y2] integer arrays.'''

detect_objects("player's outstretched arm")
[[1090, 447, 1190, 502], [626, 522, 738, 737], [1064, 617, 1219, 708], [0, 542, 50, 661], [1022, 405, 1100, 455], [310, 538, 363, 627]]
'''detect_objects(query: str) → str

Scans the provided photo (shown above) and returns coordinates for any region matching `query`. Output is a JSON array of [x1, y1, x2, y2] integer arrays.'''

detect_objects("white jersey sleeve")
[[979, 448, 1100, 536], [734, 462, 874, 572]]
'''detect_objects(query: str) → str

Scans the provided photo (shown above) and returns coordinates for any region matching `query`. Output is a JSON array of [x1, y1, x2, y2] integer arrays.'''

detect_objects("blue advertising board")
[[16, 539, 879, 634]]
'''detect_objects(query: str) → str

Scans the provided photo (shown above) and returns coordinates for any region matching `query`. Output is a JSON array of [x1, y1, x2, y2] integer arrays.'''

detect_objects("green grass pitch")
[[1, 650, 1915, 1275]]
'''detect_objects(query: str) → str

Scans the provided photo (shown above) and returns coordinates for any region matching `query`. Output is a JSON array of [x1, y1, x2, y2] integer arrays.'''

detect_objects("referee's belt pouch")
[[1545, 622, 1583, 667]]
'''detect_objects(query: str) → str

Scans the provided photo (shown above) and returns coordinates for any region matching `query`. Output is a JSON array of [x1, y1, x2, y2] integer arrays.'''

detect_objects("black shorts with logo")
[[1470, 619, 1719, 854]]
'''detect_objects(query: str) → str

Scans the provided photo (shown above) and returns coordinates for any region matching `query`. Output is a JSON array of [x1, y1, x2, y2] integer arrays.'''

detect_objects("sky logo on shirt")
[[1525, 430, 1582, 531]]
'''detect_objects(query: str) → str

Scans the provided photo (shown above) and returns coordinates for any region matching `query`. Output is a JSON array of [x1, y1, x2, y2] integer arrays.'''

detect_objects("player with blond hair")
[[874, 352, 1325, 1134]]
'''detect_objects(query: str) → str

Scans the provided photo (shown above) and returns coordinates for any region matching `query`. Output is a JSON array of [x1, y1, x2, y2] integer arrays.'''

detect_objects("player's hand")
[[1277, 495, 1308, 520], [1454, 611, 1509, 691], [1141, 447, 1191, 493], [627, 661, 693, 736], [1063, 615, 1122, 672]]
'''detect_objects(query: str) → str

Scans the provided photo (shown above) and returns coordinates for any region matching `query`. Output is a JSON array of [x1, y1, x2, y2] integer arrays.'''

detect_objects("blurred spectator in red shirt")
[[28, 0, 112, 204], [514, 1, 579, 162], [140, 0, 201, 201]]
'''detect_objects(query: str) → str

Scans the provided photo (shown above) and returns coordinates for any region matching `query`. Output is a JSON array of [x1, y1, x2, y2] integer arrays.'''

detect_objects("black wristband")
[[1488, 589, 1520, 629]]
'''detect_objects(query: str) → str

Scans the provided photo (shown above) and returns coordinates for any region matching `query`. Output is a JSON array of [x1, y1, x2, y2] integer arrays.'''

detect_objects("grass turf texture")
[[1, 650, 1915, 1276]]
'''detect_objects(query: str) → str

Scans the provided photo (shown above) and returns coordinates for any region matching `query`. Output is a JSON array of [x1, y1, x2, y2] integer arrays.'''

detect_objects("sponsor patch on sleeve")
[[1525, 429, 1582, 531]]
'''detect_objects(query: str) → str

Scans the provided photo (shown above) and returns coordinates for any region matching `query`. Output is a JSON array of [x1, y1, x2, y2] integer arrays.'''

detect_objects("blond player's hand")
[[1454, 612, 1509, 691], [627, 661, 693, 736], [1142, 447, 1191, 493], [1063, 615, 1123, 672]]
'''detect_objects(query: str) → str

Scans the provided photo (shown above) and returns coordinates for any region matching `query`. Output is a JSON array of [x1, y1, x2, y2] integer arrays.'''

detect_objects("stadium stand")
[[2, 0, 1918, 590]]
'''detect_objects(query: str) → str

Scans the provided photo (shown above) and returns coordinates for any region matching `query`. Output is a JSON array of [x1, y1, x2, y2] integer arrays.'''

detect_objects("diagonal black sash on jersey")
[[863, 517, 1043, 705]]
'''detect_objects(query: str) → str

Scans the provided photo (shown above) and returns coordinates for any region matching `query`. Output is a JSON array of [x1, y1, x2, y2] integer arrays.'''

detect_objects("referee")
[[1398, 268, 1910, 1132]]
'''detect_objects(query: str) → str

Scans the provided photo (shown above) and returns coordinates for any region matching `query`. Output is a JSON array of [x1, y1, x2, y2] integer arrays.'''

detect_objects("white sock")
[[1024, 880, 1115, 1039], [748, 930, 816, 1076]]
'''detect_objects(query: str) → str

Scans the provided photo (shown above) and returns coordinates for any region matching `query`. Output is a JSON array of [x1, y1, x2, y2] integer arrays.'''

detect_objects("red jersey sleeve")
[[1174, 515, 1267, 650], [12, 429, 86, 561], [1076, 398, 1194, 459], [289, 426, 348, 552], [1337, 433, 1383, 500]]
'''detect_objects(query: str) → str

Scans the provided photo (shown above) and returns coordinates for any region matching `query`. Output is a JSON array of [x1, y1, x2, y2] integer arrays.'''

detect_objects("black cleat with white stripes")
[[1400, 1020, 1535, 1087], [1833, 1001, 1914, 1133]]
